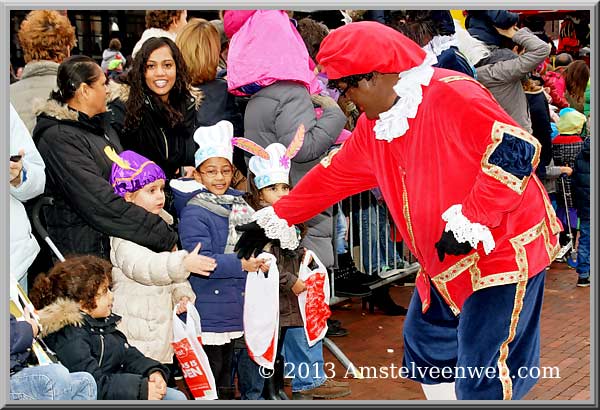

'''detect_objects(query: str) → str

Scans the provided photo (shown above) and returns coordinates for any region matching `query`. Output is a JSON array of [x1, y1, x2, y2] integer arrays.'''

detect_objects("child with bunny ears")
[[242, 126, 350, 400], [105, 148, 217, 382], [170, 120, 270, 399]]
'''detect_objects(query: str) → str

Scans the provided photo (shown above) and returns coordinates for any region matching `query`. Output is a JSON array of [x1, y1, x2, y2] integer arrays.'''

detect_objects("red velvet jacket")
[[273, 69, 560, 315]]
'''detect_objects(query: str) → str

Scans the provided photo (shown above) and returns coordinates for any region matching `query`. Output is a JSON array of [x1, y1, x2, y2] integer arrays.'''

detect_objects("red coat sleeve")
[[274, 119, 378, 225]]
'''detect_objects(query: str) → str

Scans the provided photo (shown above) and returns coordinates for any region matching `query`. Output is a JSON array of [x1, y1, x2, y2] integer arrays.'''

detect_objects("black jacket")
[[108, 82, 200, 180], [526, 89, 553, 176], [572, 137, 590, 220], [465, 10, 520, 47], [40, 299, 169, 400], [10, 315, 34, 375], [33, 99, 178, 260]]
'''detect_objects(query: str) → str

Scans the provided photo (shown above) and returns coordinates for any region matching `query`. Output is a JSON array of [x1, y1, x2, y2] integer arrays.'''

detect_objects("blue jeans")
[[281, 327, 326, 392], [163, 387, 187, 400], [354, 200, 403, 274], [576, 218, 590, 279], [232, 338, 264, 400], [10, 363, 96, 400], [335, 205, 348, 255]]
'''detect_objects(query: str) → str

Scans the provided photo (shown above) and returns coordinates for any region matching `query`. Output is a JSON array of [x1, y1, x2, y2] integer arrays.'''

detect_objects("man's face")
[[334, 74, 392, 120]]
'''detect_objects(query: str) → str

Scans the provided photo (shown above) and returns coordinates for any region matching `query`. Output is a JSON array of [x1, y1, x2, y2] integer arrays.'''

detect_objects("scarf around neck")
[[187, 191, 255, 254]]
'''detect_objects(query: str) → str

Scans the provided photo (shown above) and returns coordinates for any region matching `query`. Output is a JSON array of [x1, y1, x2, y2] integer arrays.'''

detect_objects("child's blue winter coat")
[[171, 179, 247, 333]]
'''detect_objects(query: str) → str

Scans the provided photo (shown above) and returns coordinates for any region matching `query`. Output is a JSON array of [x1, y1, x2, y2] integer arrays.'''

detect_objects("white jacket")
[[110, 210, 196, 363], [9, 104, 45, 282]]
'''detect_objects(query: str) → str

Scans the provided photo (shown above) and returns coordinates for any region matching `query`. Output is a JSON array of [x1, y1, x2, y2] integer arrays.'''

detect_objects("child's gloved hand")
[[235, 221, 270, 259]]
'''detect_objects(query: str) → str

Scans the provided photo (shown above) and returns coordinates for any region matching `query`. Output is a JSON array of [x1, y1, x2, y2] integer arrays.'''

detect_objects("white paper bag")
[[243, 252, 279, 369], [171, 303, 218, 400]]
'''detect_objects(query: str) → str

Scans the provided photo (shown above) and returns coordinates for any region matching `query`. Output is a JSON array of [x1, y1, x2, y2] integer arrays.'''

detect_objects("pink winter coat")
[[224, 10, 321, 96]]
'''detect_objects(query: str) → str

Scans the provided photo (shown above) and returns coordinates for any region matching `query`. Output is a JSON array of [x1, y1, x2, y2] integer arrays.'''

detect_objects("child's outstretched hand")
[[184, 243, 217, 276], [176, 296, 190, 315]]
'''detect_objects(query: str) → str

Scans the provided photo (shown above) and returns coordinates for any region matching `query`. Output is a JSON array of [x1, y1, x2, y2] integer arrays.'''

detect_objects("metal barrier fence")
[[329, 190, 421, 305]]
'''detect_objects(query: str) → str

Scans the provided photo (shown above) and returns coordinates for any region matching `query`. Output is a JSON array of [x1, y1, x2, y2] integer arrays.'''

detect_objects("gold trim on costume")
[[401, 173, 418, 252], [497, 279, 528, 400], [481, 122, 541, 195], [320, 148, 340, 168], [532, 176, 562, 235], [111, 160, 157, 187], [431, 254, 480, 316]]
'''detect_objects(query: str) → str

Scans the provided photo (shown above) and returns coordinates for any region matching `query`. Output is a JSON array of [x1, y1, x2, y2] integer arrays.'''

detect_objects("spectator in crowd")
[[542, 52, 572, 109], [132, 10, 188, 59], [235, 21, 560, 400], [33, 55, 178, 260], [106, 149, 216, 386], [466, 11, 550, 132], [101, 38, 126, 74], [10, 10, 76, 133], [572, 137, 590, 287], [30, 255, 187, 400], [564, 60, 590, 114], [171, 121, 267, 400], [10, 103, 45, 292], [225, 10, 352, 400], [108, 37, 201, 214], [176, 18, 246, 188], [209, 19, 229, 72], [552, 109, 586, 259], [388, 10, 476, 77], [10, 311, 97, 400]]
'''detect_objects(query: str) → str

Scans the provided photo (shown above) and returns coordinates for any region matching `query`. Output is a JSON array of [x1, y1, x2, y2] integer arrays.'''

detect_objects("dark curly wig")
[[327, 72, 374, 97], [124, 36, 192, 131], [29, 255, 113, 311]]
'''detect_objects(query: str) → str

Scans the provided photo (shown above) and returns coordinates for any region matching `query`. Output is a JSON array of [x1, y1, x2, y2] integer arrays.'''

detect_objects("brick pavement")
[[321, 261, 591, 401]]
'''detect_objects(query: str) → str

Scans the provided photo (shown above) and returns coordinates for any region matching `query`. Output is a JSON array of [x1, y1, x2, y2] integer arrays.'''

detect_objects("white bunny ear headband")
[[248, 124, 305, 189], [193, 120, 270, 167]]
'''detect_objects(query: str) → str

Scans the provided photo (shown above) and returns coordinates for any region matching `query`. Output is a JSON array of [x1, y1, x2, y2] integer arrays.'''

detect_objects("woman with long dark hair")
[[32, 55, 178, 260], [108, 37, 200, 213]]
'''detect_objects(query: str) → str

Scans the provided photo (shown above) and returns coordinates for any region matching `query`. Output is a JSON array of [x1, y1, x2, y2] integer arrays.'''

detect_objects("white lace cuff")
[[441, 204, 495, 255], [252, 206, 300, 250]]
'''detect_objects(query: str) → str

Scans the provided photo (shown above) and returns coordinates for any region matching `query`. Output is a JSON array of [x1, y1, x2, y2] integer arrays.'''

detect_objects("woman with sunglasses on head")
[[108, 37, 201, 215], [33, 55, 178, 260]]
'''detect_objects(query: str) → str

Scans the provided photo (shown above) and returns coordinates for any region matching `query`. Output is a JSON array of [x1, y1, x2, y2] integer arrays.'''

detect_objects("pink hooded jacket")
[[224, 10, 321, 96]]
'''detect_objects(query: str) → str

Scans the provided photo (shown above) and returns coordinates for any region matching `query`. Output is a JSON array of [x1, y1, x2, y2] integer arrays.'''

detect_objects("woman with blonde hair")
[[176, 18, 246, 187]]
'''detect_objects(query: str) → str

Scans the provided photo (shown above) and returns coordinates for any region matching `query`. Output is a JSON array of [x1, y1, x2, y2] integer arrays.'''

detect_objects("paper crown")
[[193, 120, 269, 168], [106, 147, 166, 197], [249, 124, 305, 189]]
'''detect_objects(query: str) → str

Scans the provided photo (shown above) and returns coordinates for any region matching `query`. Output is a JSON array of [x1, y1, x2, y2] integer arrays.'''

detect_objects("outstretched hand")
[[234, 221, 270, 259], [434, 230, 473, 262]]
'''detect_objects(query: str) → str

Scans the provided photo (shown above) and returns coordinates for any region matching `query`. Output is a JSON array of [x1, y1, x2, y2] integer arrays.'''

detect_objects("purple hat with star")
[[105, 147, 166, 197]]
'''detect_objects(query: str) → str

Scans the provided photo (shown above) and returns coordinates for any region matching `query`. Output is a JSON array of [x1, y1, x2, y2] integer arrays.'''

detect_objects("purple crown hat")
[[105, 148, 166, 197]]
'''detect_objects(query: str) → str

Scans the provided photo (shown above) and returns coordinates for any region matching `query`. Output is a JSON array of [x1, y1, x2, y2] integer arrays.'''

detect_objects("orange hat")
[[316, 21, 426, 80]]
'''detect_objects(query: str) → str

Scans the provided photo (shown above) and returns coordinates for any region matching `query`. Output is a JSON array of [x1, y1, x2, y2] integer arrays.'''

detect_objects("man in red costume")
[[236, 21, 560, 400]]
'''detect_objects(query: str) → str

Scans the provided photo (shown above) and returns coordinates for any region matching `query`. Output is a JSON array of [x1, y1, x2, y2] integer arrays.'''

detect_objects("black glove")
[[234, 221, 271, 260], [434, 229, 473, 262]]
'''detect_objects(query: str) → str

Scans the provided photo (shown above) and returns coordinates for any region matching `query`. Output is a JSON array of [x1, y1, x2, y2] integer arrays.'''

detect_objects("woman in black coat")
[[33, 55, 177, 260]]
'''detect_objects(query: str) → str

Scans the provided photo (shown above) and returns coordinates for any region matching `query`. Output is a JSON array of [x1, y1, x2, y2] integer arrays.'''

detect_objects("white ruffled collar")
[[423, 34, 459, 58], [373, 53, 437, 142]]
